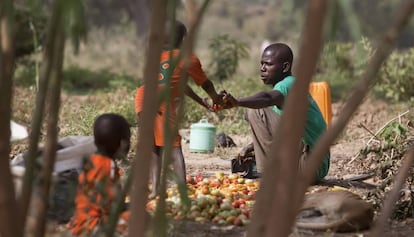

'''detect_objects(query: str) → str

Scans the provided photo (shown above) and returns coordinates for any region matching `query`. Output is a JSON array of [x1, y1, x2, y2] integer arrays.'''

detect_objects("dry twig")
[[370, 146, 414, 237], [349, 110, 410, 164]]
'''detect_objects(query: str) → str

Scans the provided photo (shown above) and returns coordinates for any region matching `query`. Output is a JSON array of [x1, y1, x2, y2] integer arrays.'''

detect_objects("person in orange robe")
[[135, 20, 224, 198], [67, 113, 131, 236]]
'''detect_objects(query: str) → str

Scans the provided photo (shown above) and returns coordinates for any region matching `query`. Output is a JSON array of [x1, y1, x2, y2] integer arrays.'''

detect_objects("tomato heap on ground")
[[146, 172, 259, 226]]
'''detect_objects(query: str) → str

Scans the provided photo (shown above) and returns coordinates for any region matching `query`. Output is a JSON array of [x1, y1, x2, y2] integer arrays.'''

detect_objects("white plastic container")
[[189, 119, 216, 153]]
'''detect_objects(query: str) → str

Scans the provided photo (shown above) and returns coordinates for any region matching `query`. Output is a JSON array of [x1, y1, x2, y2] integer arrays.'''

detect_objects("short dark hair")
[[265, 43, 293, 65], [165, 20, 187, 48], [93, 113, 131, 155]]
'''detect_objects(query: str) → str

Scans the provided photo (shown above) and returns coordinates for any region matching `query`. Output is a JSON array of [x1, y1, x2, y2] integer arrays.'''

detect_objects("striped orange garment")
[[135, 49, 208, 147], [67, 153, 128, 236]]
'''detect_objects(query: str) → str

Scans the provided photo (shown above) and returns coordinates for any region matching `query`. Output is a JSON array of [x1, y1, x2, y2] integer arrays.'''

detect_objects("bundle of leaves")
[[355, 120, 414, 220]]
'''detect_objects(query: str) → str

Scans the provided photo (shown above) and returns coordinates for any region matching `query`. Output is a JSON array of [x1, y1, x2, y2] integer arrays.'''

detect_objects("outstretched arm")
[[185, 85, 212, 111], [223, 90, 285, 110], [200, 79, 222, 106]]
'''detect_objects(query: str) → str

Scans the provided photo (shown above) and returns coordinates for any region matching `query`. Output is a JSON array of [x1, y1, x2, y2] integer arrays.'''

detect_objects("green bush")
[[208, 34, 249, 81], [14, 59, 38, 88], [14, 63, 140, 93], [376, 48, 414, 102], [314, 39, 371, 101], [63, 66, 139, 92], [315, 39, 414, 103]]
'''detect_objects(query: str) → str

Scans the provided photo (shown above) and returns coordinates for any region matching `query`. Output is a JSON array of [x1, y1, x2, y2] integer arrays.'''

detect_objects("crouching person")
[[67, 113, 131, 236]]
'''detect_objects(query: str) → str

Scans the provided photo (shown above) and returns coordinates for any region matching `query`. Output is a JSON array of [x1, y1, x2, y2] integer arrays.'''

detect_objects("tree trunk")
[[32, 12, 65, 236], [246, 1, 327, 236], [0, 2, 22, 237], [128, 0, 167, 236], [121, 0, 150, 37], [151, 1, 211, 236], [19, 0, 62, 229]]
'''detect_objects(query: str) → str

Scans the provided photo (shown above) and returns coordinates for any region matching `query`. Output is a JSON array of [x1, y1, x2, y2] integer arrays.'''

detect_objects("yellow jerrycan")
[[309, 81, 332, 126]]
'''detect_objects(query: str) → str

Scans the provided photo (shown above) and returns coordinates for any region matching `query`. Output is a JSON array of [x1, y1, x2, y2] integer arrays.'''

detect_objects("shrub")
[[207, 34, 249, 81], [314, 39, 371, 101], [376, 48, 414, 102], [315, 39, 414, 103], [62, 66, 139, 93], [14, 59, 38, 88], [14, 63, 140, 93]]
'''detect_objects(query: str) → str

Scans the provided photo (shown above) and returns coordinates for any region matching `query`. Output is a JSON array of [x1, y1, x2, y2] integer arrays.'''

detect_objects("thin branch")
[[19, 0, 62, 228], [348, 110, 410, 164], [366, 110, 409, 145], [358, 123, 379, 139], [32, 10, 66, 236]]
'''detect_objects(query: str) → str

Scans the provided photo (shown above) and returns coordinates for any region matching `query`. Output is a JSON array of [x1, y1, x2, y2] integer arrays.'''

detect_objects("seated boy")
[[67, 113, 131, 236]]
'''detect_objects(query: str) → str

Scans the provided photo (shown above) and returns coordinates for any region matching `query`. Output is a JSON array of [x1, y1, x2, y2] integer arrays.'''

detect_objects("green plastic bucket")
[[189, 119, 216, 153]]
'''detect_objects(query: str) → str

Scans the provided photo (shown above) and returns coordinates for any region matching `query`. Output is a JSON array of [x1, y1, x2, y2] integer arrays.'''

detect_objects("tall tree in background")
[[122, 0, 150, 37]]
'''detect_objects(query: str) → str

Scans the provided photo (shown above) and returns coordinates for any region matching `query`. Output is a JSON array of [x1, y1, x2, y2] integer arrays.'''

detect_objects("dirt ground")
[[182, 98, 393, 179], [176, 98, 414, 237], [10, 93, 414, 236]]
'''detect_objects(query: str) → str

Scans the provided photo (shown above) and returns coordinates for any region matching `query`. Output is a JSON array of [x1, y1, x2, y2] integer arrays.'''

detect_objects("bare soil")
[[10, 90, 414, 236], [176, 98, 414, 237]]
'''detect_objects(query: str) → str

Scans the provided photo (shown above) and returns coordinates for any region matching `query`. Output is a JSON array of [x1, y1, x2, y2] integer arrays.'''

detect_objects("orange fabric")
[[67, 153, 126, 236], [135, 50, 208, 147]]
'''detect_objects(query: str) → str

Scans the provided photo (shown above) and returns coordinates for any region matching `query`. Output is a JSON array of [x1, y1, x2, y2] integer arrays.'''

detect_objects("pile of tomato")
[[146, 172, 260, 226]]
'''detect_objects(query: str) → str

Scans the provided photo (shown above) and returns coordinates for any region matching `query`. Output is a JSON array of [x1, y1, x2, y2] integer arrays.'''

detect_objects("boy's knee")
[[245, 108, 257, 123]]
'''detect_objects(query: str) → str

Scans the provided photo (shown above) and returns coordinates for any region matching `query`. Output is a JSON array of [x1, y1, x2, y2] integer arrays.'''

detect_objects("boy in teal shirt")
[[221, 43, 329, 181]]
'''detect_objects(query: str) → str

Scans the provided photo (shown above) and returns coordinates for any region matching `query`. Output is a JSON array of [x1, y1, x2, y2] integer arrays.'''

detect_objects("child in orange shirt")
[[135, 20, 223, 198], [67, 113, 131, 236]]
